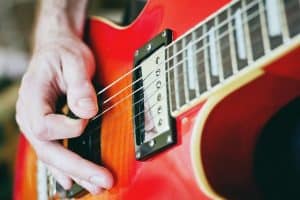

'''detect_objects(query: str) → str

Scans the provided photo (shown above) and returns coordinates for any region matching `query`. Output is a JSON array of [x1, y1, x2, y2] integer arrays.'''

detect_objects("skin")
[[15, 0, 113, 195]]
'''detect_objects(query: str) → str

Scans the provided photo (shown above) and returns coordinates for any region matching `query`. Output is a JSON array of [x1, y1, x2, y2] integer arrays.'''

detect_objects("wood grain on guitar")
[[14, 0, 300, 199]]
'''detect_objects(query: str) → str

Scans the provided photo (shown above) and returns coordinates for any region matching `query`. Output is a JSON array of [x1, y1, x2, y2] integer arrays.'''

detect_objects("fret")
[[207, 20, 220, 86], [232, 3, 248, 70], [191, 31, 200, 97], [167, 46, 178, 112], [258, 0, 271, 54], [203, 23, 212, 90], [208, 27, 219, 77], [233, 6, 247, 61], [217, 9, 234, 79], [283, 0, 300, 38], [246, 0, 265, 60], [241, 0, 254, 64], [172, 44, 180, 109], [182, 38, 190, 102], [195, 26, 208, 93], [215, 13, 225, 82], [278, 0, 290, 42], [174, 40, 186, 107], [228, 7, 238, 74], [185, 33, 198, 100]]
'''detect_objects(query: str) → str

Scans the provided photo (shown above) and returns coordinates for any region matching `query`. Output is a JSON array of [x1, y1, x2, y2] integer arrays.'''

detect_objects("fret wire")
[[173, 42, 181, 109], [278, 0, 290, 42], [259, 0, 271, 53], [203, 23, 212, 90], [228, 7, 238, 74], [192, 30, 201, 97], [170, 46, 179, 110], [182, 37, 191, 102], [166, 48, 175, 112], [241, 0, 254, 64], [215, 14, 225, 82]]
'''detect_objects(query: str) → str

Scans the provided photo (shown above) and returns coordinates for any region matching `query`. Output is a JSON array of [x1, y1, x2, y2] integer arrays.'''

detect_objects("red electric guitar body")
[[14, 0, 300, 199]]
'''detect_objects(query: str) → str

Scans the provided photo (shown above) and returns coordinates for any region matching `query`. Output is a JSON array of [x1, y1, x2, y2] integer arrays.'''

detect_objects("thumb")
[[62, 51, 98, 119], [68, 81, 98, 119]]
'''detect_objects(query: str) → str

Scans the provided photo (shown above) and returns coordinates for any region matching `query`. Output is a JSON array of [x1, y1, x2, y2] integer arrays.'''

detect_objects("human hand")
[[16, 32, 113, 195]]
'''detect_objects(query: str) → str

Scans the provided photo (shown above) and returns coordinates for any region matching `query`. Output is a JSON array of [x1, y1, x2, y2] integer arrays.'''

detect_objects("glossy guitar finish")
[[14, 0, 300, 199]]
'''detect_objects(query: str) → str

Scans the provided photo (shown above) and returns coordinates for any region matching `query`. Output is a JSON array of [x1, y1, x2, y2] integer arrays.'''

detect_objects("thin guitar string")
[[99, 0, 260, 108], [94, 1, 262, 125], [95, 11, 298, 138], [102, 70, 153, 105], [91, 2, 265, 122], [92, 70, 158, 120], [91, 4, 269, 125], [86, 12, 269, 136], [90, 0, 295, 133], [97, 0, 261, 103]]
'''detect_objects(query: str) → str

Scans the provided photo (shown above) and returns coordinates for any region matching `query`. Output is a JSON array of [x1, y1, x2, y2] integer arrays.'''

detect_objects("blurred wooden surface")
[[0, 82, 20, 199]]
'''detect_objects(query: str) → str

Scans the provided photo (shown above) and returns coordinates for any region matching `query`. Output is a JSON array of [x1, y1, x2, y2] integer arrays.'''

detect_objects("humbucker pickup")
[[132, 30, 177, 160]]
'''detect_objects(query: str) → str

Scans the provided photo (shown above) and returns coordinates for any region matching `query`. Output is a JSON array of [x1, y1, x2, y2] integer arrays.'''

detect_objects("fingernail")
[[78, 98, 95, 110], [90, 176, 112, 189]]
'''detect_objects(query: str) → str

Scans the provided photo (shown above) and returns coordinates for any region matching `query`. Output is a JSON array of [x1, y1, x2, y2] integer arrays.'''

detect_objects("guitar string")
[[89, 4, 272, 125], [75, 0, 291, 135], [85, 14, 269, 136], [90, 3, 266, 122], [102, 70, 153, 105], [97, 0, 261, 104]]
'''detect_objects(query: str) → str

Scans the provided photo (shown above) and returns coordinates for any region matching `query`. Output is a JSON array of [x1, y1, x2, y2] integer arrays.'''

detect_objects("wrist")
[[34, 0, 87, 49]]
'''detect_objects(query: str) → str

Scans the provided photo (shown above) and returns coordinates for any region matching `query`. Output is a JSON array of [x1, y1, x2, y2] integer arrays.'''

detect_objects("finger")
[[30, 108, 88, 141], [72, 176, 103, 195], [61, 51, 98, 119], [19, 73, 87, 140], [43, 114, 88, 140], [37, 141, 113, 189], [47, 165, 73, 190]]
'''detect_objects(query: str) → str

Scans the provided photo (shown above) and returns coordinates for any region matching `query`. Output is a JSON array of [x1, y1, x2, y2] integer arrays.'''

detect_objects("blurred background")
[[0, 0, 145, 198]]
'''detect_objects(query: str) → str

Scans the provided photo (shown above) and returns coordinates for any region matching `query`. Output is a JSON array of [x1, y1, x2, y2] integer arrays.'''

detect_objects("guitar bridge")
[[132, 29, 176, 160]]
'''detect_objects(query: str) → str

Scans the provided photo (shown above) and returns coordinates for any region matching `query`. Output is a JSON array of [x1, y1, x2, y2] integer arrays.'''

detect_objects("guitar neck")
[[166, 0, 300, 114]]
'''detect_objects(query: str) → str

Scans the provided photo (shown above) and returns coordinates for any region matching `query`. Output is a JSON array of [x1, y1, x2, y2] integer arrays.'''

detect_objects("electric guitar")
[[14, 0, 300, 199]]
